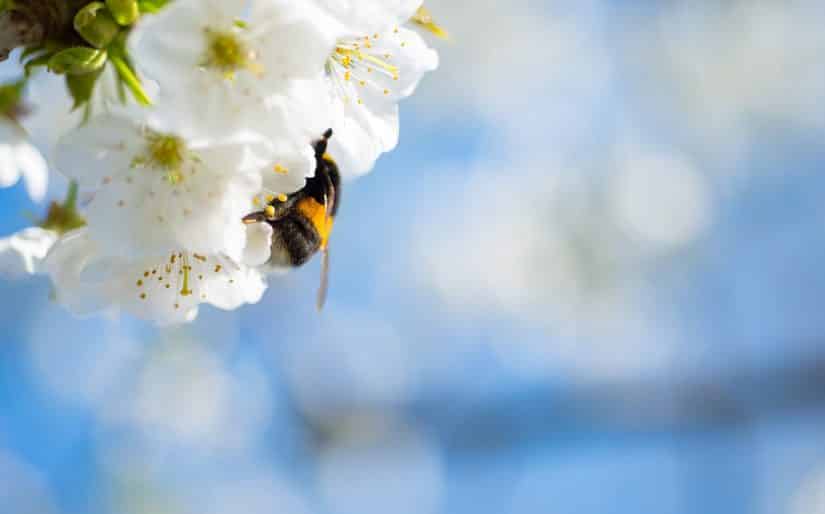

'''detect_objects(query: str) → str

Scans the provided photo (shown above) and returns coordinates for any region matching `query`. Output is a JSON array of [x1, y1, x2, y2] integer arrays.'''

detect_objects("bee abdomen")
[[269, 214, 322, 267]]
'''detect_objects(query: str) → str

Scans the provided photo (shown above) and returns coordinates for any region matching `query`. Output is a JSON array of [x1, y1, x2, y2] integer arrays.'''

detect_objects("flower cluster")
[[0, 0, 442, 324]]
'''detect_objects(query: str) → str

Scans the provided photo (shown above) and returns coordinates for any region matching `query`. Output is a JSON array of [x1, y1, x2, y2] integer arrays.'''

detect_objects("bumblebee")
[[243, 129, 340, 309]]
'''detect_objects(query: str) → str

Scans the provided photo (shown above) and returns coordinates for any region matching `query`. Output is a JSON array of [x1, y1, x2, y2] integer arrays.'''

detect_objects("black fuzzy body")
[[262, 133, 341, 269], [268, 211, 322, 267]]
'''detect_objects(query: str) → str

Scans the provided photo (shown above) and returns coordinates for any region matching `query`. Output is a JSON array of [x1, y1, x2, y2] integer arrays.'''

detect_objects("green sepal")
[[19, 46, 44, 62], [105, 0, 138, 25], [24, 52, 53, 76], [0, 79, 24, 115], [137, 0, 169, 13], [66, 67, 103, 110], [48, 46, 107, 75], [74, 2, 120, 49], [40, 182, 86, 235]]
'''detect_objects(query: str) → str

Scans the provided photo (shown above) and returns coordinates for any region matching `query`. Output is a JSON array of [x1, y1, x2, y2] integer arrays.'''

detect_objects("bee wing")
[[324, 185, 336, 221], [316, 247, 330, 311], [317, 180, 336, 311]]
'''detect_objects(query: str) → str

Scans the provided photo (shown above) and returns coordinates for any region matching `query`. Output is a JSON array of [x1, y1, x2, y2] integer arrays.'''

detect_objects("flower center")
[[326, 36, 399, 105], [132, 131, 188, 185], [203, 29, 253, 77]]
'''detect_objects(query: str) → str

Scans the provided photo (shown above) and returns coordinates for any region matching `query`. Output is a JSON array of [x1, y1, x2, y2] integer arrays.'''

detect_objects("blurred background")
[[3, 0, 825, 512]]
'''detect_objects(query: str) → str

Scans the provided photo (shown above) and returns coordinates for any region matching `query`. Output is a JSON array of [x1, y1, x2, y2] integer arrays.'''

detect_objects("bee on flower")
[[0, 0, 443, 324]]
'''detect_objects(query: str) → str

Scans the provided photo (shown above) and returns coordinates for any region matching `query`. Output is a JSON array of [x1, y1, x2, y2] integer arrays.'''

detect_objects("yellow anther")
[[274, 164, 289, 174], [412, 6, 449, 39], [277, 193, 288, 202], [264, 205, 276, 219]]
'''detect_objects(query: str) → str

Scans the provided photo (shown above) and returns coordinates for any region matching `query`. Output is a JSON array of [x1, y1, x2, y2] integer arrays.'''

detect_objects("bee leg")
[[242, 212, 268, 224], [243, 205, 282, 224]]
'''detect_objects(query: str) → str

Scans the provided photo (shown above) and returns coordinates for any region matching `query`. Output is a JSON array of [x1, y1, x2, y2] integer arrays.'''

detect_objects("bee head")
[[314, 128, 334, 157]]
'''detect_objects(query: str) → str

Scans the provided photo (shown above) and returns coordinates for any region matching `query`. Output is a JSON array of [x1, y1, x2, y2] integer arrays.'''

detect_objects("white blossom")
[[55, 115, 264, 262], [310, 1, 439, 176], [45, 229, 269, 325], [0, 227, 57, 277], [0, 118, 48, 202], [0, 0, 443, 324], [129, 0, 335, 143]]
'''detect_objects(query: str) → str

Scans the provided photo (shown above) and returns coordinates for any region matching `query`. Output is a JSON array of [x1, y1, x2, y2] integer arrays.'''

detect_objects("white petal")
[[329, 103, 398, 177], [0, 143, 20, 188], [58, 115, 262, 261], [13, 142, 49, 202], [323, 26, 437, 176], [0, 227, 58, 277], [46, 230, 268, 325], [54, 116, 143, 186], [251, 1, 336, 81], [260, 138, 317, 194], [130, 0, 333, 142], [310, 0, 422, 34], [44, 230, 114, 315], [242, 223, 273, 267]]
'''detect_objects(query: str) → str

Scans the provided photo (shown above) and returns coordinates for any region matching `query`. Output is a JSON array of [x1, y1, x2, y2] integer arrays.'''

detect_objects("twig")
[[0, 9, 44, 62]]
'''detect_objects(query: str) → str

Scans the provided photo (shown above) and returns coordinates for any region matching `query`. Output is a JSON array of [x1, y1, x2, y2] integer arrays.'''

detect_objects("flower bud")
[[74, 2, 119, 49], [48, 47, 108, 75], [105, 0, 138, 26]]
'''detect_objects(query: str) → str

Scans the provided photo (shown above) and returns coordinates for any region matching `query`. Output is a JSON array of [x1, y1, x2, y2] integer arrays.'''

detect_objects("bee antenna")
[[315, 129, 334, 156]]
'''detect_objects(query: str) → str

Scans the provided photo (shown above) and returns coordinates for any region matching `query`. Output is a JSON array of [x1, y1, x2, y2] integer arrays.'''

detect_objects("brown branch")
[[0, 9, 45, 62], [0, 1, 71, 62]]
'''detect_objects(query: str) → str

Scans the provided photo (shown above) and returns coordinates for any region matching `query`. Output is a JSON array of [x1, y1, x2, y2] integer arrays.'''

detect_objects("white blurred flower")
[[629, 0, 825, 164], [610, 144, 712, 249], [0, 226, 57, 277], [55, 115, 264, 261], [45, 229, 267, 325], [0, 118, 47, 202], [129, 0, 334, 144]]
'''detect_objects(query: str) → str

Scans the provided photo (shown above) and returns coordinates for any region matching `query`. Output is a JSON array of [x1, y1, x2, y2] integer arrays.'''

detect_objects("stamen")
[[180, 253, 193, 296], [132, 130, 188, 185], [412, 6, 449, 39], [202, 28, 261, 78]]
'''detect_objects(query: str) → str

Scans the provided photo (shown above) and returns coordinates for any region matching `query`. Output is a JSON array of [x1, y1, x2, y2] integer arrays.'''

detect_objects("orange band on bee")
[[296, 197, 334, 248]]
